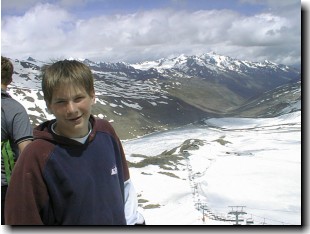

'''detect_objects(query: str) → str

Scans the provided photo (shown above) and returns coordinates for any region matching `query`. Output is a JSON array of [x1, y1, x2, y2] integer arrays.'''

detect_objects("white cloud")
[[2, 4, 74, 58], [229, 14, 294, 46], [1, 3, 301, 66]]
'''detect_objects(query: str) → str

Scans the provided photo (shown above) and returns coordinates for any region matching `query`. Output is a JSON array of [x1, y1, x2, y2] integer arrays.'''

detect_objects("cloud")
[[1, 2, 301, 66], [2, 4, 74, 58]]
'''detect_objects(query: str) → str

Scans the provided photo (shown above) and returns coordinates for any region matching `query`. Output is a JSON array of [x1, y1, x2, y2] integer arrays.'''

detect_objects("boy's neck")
[[51, 121, 92, 143]]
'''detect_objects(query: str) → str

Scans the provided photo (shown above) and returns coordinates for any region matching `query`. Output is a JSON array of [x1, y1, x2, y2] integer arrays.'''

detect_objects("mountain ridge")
[[8, 52, 301, 139]]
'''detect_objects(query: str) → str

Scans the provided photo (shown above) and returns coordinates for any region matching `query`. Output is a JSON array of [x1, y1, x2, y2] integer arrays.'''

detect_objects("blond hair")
[[41, 60, 95, 103]]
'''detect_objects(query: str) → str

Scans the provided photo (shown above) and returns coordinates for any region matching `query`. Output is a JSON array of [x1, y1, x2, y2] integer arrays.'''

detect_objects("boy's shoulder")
[[91, 117, 122, 141], [93, 118, 115, 134]]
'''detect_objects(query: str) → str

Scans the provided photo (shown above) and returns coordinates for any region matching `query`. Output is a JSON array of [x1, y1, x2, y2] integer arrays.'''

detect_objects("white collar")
[[51, 122, 92, 144]]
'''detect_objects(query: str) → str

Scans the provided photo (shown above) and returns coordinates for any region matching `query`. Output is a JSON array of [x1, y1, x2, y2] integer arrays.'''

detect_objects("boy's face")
[[47, 84, 95, 138]]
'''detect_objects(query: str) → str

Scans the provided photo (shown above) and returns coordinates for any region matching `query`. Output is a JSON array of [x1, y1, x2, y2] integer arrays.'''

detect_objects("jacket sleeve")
[[5, 140, 51, 225], [98, 119, 144, 224], [124, 179, 145, 225]]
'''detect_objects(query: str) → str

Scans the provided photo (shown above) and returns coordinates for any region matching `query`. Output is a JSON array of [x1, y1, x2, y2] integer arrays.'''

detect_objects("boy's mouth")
[[68, 115, 83, 122]]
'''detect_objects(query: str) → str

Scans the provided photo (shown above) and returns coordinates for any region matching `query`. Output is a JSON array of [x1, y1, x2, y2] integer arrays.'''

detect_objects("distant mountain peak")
[[27, 56, 36, 62]]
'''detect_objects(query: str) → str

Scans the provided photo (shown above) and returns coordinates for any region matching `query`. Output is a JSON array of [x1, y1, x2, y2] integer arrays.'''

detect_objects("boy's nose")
[[67, 101, 77, 114]]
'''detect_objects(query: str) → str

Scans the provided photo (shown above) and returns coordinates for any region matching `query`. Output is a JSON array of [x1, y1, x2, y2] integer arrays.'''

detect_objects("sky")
[[1, 0, 303, 67]]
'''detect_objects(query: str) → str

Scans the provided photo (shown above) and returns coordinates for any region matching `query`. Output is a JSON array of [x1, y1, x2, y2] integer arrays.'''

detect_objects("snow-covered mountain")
[[124, 111, 302, 225], [124, 111, 301, 225], [132, 52, 295, 75], [7, 52, 301, 139]]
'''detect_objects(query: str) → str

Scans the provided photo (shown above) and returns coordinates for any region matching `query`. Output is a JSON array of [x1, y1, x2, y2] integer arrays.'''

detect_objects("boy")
[[5, 60, 144, 225]]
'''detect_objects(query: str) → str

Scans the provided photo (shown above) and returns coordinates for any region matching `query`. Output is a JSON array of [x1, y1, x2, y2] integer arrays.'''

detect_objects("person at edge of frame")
[[1, 56, 33, 225]]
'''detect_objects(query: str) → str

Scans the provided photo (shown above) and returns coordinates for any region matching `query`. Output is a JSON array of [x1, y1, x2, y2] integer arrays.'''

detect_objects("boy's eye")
[[75, 96, 84, 102]]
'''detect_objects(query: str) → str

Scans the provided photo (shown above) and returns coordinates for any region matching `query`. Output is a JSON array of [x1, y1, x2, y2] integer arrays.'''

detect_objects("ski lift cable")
[[249, 213, 295, 225], [211, 205, 300, 214], [207, 206, 298, 225], [247, 206, 300, 213]]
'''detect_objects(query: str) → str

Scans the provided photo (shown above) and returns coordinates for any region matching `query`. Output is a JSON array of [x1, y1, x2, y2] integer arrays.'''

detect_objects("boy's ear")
[[46, 101, 53, 114]]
